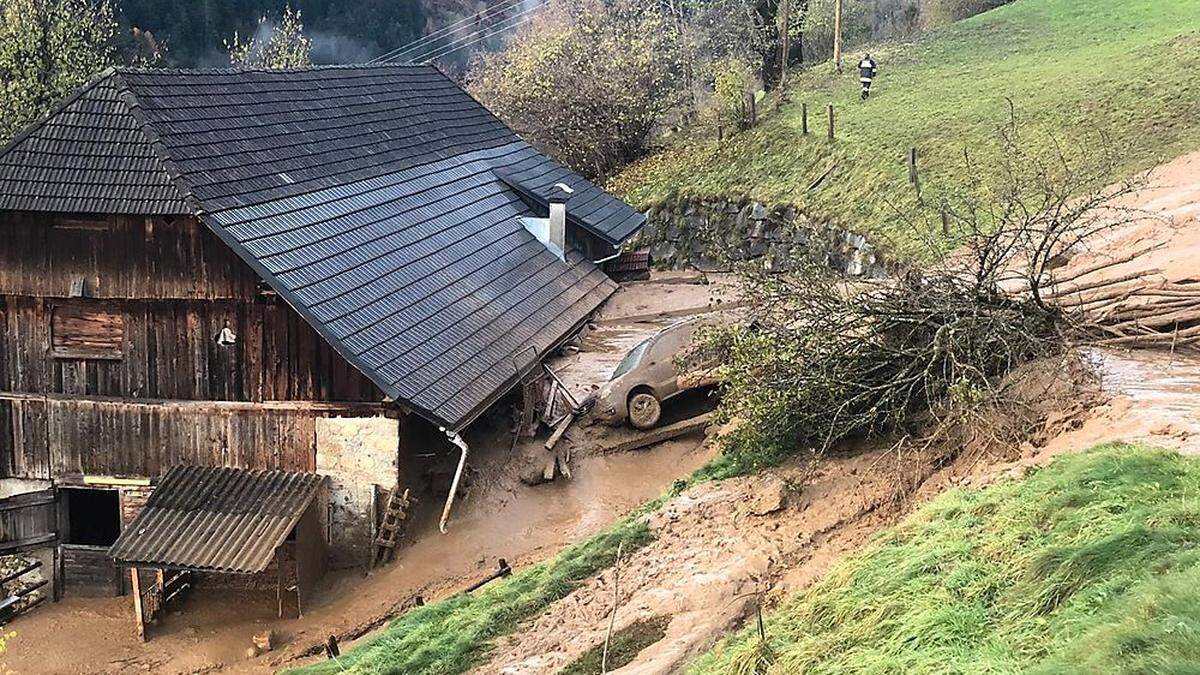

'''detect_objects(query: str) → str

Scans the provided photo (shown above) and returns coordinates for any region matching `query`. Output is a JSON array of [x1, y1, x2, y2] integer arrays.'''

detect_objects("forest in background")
[[116, 0, 463, 66]]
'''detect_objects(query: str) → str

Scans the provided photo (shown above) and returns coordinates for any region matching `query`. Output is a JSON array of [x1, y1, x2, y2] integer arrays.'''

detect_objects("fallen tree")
[[702, 120, 1144, 474]]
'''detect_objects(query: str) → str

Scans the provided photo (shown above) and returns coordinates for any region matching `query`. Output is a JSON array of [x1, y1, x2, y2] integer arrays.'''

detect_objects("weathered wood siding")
[[0, 212, 258, 300], [0, 296, 380, 402], [62, 545, 121, 596], [0, 396, 390, 480]]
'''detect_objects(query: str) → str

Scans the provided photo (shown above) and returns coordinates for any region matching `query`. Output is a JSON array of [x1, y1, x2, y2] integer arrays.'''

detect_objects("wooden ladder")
[[371, 486, 415, 570]]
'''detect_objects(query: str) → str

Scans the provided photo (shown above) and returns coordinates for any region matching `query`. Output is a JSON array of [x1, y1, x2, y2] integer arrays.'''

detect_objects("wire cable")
[[368, 0, 527, 64], [399, 3, 546, 65]]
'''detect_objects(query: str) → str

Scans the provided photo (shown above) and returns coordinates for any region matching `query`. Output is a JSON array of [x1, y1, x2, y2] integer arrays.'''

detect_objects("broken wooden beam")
[[544, 414, 574, 451], [464, 559, 512, 594], [599, 413, 713, 454]]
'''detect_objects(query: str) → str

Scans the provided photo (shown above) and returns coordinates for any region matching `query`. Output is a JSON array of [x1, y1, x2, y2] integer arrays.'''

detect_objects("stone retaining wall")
[[638, 199, 887, 277]]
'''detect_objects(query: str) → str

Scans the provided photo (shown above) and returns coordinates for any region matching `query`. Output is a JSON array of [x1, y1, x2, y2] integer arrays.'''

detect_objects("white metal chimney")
[[548, 182, 574, 257]]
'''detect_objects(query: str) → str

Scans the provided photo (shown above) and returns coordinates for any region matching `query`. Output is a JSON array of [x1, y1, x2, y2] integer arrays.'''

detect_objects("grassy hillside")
[[611, 0, 1200, 258], [691, 444, 1200, 674], [289, 518, 652, 675]]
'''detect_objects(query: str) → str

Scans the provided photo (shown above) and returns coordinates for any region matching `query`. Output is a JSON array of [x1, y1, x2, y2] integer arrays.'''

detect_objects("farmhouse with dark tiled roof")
[[0, 64, 644, 617]]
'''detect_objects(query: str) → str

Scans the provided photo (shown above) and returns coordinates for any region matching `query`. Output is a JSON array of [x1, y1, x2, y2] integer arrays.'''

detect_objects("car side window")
[[650, 324, 694, 362]]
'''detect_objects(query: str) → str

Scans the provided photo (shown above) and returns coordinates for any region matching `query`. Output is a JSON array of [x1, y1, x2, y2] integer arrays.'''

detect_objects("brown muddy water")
[[1093, 348, 1200, 417]]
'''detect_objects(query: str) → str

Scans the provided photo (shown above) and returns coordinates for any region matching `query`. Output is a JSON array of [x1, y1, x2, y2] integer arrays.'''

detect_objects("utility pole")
[[833, 0, 843, 73], [779, 0, 791, 89]]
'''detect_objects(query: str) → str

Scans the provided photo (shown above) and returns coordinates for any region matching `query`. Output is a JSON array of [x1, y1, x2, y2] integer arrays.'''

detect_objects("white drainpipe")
[[592, 243, 623, 265], [439, 430, 469, 533]]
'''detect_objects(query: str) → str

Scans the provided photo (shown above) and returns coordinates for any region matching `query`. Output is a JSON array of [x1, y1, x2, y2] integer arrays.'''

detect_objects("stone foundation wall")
[[639, 198, 887, 277], [316, 415, 400, 569]]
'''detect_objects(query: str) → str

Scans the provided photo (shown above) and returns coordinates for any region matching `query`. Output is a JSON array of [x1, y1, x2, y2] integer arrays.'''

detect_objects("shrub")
[[708, 58, 758, 133], [467, 0, 686, 180]]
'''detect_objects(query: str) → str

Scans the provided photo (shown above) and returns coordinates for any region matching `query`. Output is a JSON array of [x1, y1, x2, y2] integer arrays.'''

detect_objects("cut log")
[[1045, 268, 1162, 300], [1048, 242, 1164, 286], [599, 413, 713, 454]]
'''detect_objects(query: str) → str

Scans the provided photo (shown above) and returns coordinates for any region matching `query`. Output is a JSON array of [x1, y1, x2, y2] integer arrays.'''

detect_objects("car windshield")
[[611, 339, 651, 380]]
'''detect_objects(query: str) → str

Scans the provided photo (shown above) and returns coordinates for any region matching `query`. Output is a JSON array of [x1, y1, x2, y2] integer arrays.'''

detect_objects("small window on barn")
[[51, 305, 125, 360]]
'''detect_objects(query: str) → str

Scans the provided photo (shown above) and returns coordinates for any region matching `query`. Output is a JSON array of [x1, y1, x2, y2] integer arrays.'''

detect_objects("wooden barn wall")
[[0, 296, 381, 403], [0, 212, 259, 300], [0, 396, 390, 480]]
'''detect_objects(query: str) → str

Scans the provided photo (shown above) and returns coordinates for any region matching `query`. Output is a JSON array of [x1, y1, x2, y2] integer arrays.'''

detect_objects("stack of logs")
[[1043, 244, 1200, 349]]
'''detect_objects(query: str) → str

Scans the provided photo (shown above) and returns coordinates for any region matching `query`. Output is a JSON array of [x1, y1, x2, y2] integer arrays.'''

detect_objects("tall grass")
[[288, 518, 652, 675], [690, 444, 1200, 674]]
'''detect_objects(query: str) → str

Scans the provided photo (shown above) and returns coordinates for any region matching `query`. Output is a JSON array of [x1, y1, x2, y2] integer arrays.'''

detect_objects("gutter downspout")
[[439, 429, 469, 533], [592, 243, 623, 266]]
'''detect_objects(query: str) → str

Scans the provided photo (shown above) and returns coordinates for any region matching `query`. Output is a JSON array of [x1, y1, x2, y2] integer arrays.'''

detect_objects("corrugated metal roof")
[[109, 465, 326, 574], [0, 64, 645, 430]]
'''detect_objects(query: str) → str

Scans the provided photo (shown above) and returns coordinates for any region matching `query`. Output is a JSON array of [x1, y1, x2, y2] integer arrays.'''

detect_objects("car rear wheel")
[[628, 391, 662, 430]]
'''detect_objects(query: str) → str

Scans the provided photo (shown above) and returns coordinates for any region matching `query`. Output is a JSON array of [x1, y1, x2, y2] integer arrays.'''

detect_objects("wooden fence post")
[[827, 104, 835, 140], [802, 103, 808, 134], [908, 147, 918, 185]]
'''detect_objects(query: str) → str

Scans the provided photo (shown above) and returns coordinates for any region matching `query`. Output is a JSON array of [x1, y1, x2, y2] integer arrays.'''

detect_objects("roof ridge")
[[114, 62, 438, 76], [111, 70, 203, 215]]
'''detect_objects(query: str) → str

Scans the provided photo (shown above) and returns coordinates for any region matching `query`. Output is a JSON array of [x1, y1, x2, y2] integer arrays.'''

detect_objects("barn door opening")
[[58, 487, 121, 597]]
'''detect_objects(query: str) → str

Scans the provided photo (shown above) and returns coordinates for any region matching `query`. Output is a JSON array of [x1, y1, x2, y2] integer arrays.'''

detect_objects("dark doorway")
[[63, 488, 120, 546]]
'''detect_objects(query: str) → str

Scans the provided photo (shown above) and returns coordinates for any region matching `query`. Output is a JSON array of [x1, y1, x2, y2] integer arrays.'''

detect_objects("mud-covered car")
[[592, 317, 720, 429]]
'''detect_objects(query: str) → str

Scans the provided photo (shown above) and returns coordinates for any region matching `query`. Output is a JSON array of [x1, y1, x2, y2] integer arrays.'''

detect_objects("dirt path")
[[2, 274, 735, 675]]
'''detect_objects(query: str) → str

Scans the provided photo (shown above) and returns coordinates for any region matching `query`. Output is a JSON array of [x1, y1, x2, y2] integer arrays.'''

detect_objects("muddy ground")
[[13, 152, 1200, 674], [463, 150, 1200, 675]]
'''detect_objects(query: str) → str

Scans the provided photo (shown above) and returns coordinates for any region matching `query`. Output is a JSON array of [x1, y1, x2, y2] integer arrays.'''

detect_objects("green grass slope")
[[288, 518, 651, 675], [691, 444, 1200, 674], [611, 0, 1200, 257]]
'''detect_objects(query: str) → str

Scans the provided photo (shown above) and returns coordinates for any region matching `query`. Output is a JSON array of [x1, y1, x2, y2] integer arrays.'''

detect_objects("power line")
[[368, 0, 527, 64], [371, 0, 524, 63], [389, 3, 546, 65]]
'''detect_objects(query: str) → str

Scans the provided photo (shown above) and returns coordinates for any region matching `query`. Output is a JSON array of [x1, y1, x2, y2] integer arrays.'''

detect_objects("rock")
[[520, 468, 551, 486], [750, 202, 768, 220], [1150, 421, 1175, 436], [749, 477, 788, 516], [649, 240, 677, 262], [253, 629, 275, 653]]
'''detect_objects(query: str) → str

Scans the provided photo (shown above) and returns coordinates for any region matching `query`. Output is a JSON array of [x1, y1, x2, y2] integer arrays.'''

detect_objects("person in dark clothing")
[[858, 54, 878, 100]]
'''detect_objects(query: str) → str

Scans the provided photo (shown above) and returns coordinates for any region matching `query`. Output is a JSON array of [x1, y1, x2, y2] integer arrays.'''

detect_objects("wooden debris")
[[599, 413, 713, 454], [1040, 246, 1200, 350], [544, 414, 574, 452]]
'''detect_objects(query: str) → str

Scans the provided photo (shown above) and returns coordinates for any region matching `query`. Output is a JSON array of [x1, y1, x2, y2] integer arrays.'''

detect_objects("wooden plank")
[[130, 567, 144, 641], [597, 413, 713, 454]]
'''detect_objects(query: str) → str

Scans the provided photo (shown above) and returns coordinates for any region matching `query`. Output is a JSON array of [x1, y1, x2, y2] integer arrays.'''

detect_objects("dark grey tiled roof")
[[110, 465, 325, 574], [0, 65, 642, 429], [0, 76, 189, 214]]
